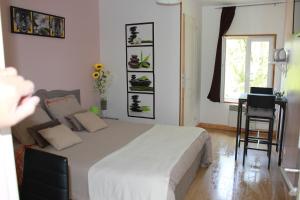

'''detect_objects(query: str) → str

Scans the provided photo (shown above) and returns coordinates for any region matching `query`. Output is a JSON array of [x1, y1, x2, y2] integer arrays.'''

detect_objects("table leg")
[[276, 106, 282, 152], [235, 100, 242, 161], [238, 102, 243, 147], [278, 104, 286, 166]]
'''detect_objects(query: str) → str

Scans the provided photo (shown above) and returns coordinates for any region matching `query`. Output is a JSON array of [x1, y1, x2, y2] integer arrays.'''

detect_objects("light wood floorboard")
[[184, 129, 291, 200]]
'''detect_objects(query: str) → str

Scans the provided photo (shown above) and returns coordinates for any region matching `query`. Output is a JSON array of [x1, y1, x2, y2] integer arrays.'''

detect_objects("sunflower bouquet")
[[92, 64, 111, 95]]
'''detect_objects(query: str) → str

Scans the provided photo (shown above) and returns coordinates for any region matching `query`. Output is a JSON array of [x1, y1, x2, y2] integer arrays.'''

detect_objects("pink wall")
[[0, 0, 101, 108]]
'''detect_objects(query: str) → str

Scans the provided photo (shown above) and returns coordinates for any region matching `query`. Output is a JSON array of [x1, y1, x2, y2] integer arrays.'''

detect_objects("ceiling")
[[198, 0, 286, 6]]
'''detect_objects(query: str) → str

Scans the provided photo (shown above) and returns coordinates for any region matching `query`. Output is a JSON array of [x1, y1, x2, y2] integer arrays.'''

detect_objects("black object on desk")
[[235, 93, 287, 166]]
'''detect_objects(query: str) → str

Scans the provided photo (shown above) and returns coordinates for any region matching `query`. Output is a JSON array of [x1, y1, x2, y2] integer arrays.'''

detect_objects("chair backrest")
[[247, 94, 276, 109], [250, 87, 273, 95], [21, 148, 69, 200]]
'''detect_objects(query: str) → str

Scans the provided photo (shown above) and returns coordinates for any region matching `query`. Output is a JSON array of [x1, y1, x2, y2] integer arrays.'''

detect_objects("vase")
[[100, 95, 107, 111]]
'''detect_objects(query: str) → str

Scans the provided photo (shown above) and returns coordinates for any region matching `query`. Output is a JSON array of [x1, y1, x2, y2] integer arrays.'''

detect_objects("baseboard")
[[197, 122, 239, 132], [197, 122, 277, 138]]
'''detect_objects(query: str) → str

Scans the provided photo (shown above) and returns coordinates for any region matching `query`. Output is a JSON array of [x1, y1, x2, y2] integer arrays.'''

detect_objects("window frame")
[[220, 34, 276, 103]]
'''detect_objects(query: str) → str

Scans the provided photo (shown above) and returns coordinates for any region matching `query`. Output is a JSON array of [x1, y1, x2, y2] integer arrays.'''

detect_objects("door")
[[280, 37, 300, 199], [179, 11, 201, 126], [0, 8, 20, 200]]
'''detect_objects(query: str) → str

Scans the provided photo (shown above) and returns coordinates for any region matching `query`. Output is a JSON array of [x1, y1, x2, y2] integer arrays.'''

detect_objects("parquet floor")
[[184, 129, 292, 200]]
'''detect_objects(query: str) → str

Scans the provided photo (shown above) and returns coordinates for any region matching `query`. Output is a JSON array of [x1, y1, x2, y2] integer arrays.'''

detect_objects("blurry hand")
[[0, 67, 39, 128]]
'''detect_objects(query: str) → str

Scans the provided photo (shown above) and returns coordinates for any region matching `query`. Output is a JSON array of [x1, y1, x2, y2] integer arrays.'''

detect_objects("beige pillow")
[[74, 111, 108, 132], [39, 124, 82, 150], [12, 105, 52, 145], [45, 95, 84, 128]]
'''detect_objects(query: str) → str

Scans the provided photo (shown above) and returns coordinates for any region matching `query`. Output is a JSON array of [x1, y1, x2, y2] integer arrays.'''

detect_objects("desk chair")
[[21, 148, 69, 200], [243, 94, 276, 169], [250, 87, 281, 151]]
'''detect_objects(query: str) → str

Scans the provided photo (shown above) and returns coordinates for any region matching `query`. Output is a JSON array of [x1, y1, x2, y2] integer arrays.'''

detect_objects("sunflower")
[[92, 71, 100, 79], [93, 63, 104, 71]]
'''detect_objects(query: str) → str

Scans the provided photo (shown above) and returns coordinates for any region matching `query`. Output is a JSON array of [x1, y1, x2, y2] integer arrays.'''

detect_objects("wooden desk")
[[234, 94, 287, 165]]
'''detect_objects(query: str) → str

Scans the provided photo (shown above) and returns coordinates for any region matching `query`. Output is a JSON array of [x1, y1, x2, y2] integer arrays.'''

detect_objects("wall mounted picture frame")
[[32, 12, 50, 36], [10, 6, 65, 39], [50, 16, 65, 38], [126, 23, 154, 46], [127, 47, 153, 72], [126, 22, 155, 119], [128, 93, 155, 119], [128, 72, 154, 93], [11, 7, 33, 34]]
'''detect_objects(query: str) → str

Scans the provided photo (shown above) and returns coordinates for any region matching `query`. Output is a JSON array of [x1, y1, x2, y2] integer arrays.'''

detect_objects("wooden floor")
[[184, 129, 292, 200]]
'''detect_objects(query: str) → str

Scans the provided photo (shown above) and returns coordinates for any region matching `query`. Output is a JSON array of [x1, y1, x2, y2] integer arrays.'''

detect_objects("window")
[[221, 35, 275, 102]]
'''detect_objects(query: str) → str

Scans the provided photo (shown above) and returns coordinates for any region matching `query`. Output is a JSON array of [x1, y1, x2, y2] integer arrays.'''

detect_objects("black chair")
[[250, 87, 273, 95], [250, 87, 281, 151], [243, 94, 276, 169], [21, 148, 69, 200]]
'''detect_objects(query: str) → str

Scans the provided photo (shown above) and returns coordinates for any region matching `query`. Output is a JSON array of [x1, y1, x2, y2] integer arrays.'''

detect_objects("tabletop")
[[239, 93, 287, 104]]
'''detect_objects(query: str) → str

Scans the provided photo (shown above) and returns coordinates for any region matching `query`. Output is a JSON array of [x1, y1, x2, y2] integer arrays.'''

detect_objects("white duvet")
[[88, 125, 205, 200]]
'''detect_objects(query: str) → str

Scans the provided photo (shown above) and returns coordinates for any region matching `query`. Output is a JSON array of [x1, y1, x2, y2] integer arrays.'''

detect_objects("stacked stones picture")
[[11, 6, 65, 39], [126, 23, 153, 46], [127, 47, 153, 72], [128, 94, 154, 119], [126, 22, 155, 119], [128, 72, 154, 93]]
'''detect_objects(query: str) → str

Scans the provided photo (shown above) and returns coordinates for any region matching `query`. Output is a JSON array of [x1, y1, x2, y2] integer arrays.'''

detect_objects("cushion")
[[39, 124, 82, 150], [247, 107, 275, 118], [74, 111, 108, 132], [45, 95, 84, 128], [27, 120, 61, 148], [65, 112, 86, 131], [12, 105, 52, 145]]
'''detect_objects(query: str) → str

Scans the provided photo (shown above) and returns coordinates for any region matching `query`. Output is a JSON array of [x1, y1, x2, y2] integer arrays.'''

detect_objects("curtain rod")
[[215, 1, 286, 9]]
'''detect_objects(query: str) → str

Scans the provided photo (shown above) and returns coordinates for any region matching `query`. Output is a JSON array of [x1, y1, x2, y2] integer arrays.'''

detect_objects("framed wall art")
[[10, 6, 65, 39], [128, 93, 154, 119], [128, 72, 154, 93], [126, 22, 155, 119], [127, 46, 153, 72]]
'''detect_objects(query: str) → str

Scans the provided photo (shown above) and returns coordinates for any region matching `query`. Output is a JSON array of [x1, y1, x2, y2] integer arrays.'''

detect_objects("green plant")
[[139, 52, 150, 68]]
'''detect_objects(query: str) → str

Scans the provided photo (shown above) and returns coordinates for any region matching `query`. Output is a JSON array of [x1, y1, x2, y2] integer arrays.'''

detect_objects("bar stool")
[[243, 94, 276, 169]]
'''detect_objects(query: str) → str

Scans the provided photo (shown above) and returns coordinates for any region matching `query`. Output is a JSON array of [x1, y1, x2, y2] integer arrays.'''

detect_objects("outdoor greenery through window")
[[222, 35, 275, 102]]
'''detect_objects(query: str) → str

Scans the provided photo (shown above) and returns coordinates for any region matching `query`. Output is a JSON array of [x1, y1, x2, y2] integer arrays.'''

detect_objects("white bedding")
[[88, 124, 207, 200]]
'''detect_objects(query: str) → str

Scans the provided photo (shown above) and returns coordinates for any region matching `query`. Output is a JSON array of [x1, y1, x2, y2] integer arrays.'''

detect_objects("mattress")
[[35, 119, 211, 200]]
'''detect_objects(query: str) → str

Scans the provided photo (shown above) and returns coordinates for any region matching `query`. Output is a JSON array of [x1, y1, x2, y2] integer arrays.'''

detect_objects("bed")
[[14, 89, 212, 200]]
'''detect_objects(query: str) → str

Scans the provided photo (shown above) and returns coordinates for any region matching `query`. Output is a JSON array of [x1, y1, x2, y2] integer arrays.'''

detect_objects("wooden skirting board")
[[197, 122, 277, 137], [197, 123, 240, 132]]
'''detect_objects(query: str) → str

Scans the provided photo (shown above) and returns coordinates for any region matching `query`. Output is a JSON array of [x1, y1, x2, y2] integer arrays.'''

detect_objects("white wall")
[[99, 0, 180, 125], [200, 4, 285, 126]]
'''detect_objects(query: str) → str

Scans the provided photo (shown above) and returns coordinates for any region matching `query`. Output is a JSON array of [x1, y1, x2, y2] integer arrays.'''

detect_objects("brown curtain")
[[207, 6, 236, 102]]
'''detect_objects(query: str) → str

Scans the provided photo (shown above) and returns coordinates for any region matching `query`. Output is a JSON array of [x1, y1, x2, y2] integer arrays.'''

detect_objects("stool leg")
[[243, 117, 249, 166]]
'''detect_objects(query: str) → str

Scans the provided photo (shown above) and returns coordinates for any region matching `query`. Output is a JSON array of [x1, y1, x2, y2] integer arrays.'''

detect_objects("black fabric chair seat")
[[247, 107, 275, 119]]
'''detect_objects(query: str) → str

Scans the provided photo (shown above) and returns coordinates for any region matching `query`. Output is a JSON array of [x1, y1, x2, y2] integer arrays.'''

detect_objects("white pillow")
[[74, 111, 108, 132], [39, 124, 82, 150], [44, 95, 84, 128]]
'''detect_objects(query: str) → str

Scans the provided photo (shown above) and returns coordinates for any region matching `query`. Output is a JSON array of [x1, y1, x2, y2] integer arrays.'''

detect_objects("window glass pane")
[[224, 38, 246, 101], [249, 41, 269, 89]]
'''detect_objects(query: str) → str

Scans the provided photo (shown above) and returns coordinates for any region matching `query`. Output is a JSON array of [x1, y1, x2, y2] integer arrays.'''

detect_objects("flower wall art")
[[125, 22, 155, 119], [11, 6, 65, 38]]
